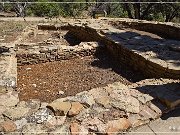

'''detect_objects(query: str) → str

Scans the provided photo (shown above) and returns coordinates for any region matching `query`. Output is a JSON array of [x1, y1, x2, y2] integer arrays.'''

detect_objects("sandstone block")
[[68, 102, 84, 117], [106, 118, 131, 135], [47, 101, 71, 116], [0, 120, 17, 132]]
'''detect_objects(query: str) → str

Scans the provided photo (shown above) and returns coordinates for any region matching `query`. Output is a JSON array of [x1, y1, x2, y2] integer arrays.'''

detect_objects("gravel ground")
[[17, 50, 145, 102]]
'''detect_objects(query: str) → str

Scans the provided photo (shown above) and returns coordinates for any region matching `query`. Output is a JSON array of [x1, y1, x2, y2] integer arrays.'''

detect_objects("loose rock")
[[0, 120, 17, 132], [68, 102, 84, 117], [3, 106, 30, 120], [14, 118, 27, 130], [47, 101, 71, 116], [70, 122, 80, 135], [0, 91, 19, 107], [106, 118, 131, 134]]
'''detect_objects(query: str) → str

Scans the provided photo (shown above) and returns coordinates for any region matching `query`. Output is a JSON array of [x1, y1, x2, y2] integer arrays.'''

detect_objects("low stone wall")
[[109, 18, 180, 40], [0, 43, 17, 91], [51, 23, 180, 79], [105, 42, 180, 79], [16, 42, 103, 66]]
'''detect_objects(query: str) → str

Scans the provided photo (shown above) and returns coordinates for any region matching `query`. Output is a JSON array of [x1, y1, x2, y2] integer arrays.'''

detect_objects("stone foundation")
[[0, 18, 179, 134], [16, 42, 103, 66], [43, 22, 179, 79]]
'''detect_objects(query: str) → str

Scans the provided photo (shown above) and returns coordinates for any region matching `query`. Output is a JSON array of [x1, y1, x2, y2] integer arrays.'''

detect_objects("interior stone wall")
[[109, 19, 180, 40], [16, 42, 103, 66], [17, 21, 180, 79], [57, 23, 179, 79]]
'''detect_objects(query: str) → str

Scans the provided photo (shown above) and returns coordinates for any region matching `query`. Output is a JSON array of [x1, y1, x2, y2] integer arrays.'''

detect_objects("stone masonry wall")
[[0, 43, 17, 91], [50, 23, 180, 79], [109, 18, 180, 40], [16, 42, 103, 66]]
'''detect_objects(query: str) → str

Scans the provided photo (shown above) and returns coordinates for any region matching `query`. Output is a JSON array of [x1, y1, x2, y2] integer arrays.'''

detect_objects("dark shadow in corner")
[[135, 82, 180, 119], [64, 31, 81, 46], [105, 30, 180, 67], [0, 46, 9, 54], [161, 107, 180, 120], [91, 48, 147, 83]]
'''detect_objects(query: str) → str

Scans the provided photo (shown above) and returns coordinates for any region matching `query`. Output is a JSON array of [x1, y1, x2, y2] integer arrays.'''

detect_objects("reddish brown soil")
[[17, 51, 145, 102]]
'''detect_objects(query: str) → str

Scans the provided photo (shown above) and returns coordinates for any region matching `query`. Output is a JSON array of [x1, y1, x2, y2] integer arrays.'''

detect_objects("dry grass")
[[0, 20, 38, 43]]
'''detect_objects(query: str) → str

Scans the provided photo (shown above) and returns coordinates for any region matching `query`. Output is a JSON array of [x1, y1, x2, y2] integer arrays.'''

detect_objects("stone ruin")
[[0, 18, 179, 134]]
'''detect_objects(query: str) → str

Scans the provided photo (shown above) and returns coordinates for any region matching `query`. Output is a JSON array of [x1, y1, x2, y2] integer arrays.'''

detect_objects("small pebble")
[[26, 68, 31, 70], [32, 84, 37, 87], [58, 90, 64, 95]]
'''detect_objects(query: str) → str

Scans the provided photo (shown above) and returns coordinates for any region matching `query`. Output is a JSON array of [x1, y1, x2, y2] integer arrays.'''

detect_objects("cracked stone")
[[129, 89, 154, 104], [27, 108, 54, 124], [70, 91, 95, 107], [49, 124, 70, 135], [45, 116, 66, 130], [70, 122, 80, 135], [111, 96, 140, 113], [139, 105, 159, 120], [75, 108, 96, 122], [82, 117, 107, 133], [128, 113, 150, 128], [79, 125, 88, 135], [14, 118, 27, 130], [22, 123, 48, 135]]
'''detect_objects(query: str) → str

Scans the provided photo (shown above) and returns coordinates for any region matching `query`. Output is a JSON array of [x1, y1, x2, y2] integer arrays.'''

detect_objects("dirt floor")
[[17, 50, 145, 102]]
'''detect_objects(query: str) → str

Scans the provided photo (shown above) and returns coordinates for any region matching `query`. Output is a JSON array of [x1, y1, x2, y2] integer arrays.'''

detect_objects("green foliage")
[[0, 0, 179, 22], [3, 3, 13, 12], [108, 4, 128, 18], [56, 0, 87, 17], [30, 0, 60, 17]]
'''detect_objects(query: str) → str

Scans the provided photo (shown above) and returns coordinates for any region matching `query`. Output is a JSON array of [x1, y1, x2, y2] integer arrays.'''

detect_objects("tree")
[[156, 2, 180, 22], [122, 0, 156, 19], [121, 0, 180, 22], [8, 0, 29, 17]]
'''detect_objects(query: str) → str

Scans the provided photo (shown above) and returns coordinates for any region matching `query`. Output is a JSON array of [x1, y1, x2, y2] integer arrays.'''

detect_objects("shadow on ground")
[[136, 82, 180, 118], [106, 29, 180, 66], [161, 107, 180, 120], [91, 49, 147, 83], [64, 31, 81, 46], [0, 46, 9, 54]]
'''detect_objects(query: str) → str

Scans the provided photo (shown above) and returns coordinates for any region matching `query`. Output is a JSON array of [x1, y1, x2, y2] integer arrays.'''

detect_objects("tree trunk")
[[133, 3, 140, 19], [141, 3, 155, 19], [123, 3, 133, 18]]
